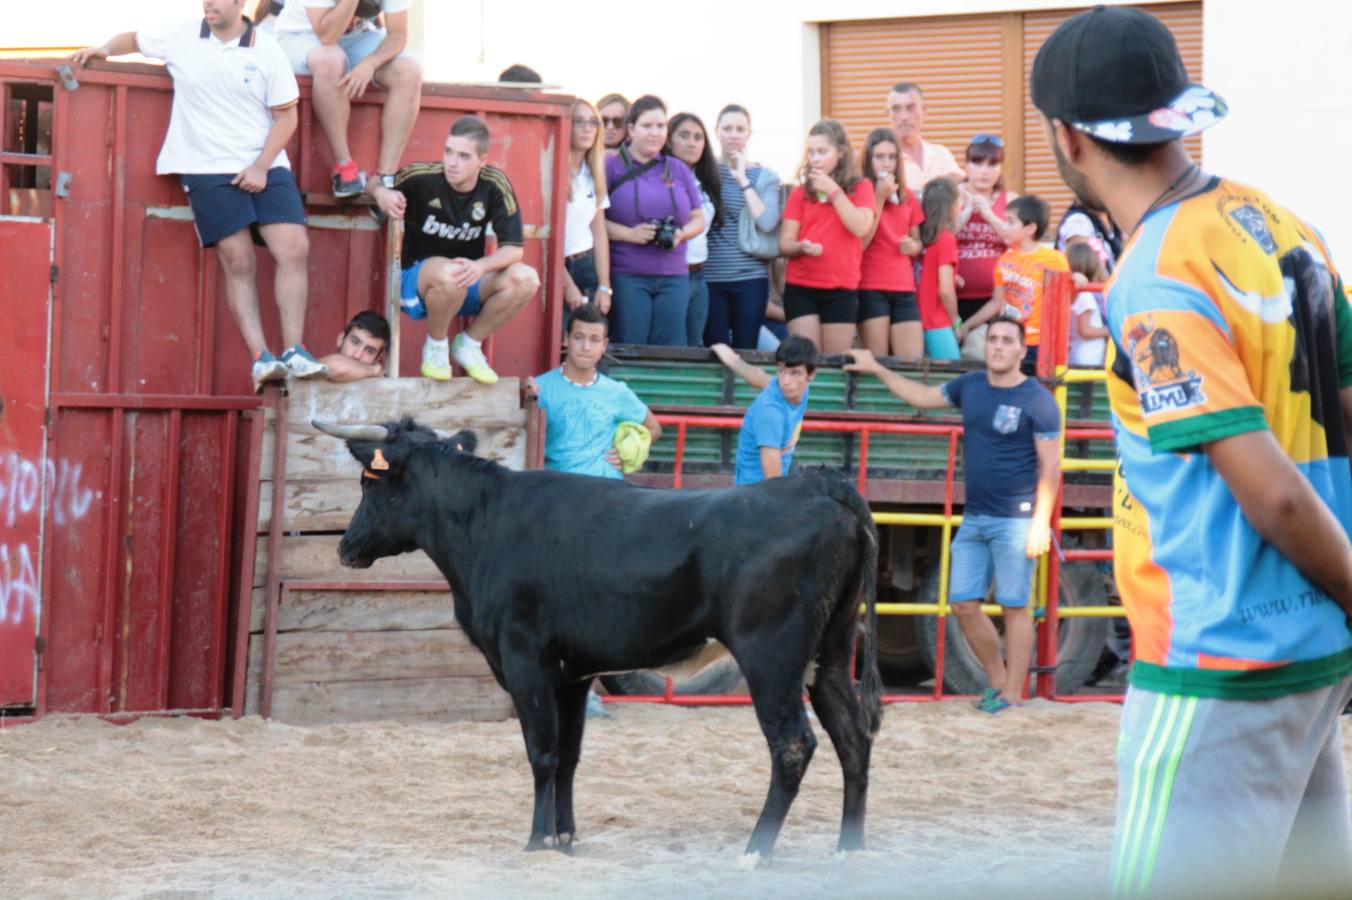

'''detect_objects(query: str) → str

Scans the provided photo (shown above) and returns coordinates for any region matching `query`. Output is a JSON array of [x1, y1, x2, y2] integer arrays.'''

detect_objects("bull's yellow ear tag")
[[371, 448, 391, 471]]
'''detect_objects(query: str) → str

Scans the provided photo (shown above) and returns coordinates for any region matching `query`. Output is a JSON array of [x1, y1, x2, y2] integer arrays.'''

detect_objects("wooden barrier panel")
[[248, 379, 524, 724]]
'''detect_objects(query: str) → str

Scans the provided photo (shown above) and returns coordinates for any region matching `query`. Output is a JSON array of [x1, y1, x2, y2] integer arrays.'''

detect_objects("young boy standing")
[[960, 195, 1069, 372], [526, 304, 662, 479], [711, 336, 819, 484]]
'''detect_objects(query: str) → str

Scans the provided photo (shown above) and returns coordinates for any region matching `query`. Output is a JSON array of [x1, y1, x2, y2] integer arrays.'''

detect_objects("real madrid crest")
[[471, 201, 486, 222]]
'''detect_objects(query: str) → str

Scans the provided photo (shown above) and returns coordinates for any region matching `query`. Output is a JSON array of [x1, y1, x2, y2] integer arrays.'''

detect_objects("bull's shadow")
[[313, 416, 883, 865]]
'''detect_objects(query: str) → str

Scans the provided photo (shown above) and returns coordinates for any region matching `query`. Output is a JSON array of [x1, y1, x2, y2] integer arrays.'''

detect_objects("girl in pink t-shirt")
[[916, 177, 963, 360], [857, 128, 925, 359]]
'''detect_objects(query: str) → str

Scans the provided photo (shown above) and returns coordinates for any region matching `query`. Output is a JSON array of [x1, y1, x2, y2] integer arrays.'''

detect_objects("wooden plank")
[[260, 421, 527, 484], [247, 628, 491, 682], [286, 376, 526, 424], [247, 588, 457, 634], [244, 675, 513, 724], [253, 534, 447, 588]]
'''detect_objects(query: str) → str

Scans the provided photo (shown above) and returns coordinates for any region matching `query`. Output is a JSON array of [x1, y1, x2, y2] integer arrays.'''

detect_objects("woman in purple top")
[[604, 95, 705, 345]]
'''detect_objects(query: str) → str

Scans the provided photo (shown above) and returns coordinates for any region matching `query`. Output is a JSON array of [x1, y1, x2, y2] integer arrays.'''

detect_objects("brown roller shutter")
[[822, 3, 1203, 217], [820, 14, 1010, 193], [1022, 3, 1203, 219]]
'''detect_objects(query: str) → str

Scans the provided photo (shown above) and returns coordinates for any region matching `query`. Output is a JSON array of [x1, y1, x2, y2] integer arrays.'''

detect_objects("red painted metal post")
[[934, 429, 959, 699], [856, 428, 870, 495], [1036, 271, 1073, 700], [673, 422, 687, 490]]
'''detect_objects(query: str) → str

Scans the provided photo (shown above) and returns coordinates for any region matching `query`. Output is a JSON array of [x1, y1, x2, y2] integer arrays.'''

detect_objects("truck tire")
[[916, 560, 1112, 696], [600, 656, 746, 697]]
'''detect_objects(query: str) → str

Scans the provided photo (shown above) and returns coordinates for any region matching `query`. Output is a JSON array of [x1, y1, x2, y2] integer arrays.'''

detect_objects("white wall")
[[17, 0, 1352, 259]]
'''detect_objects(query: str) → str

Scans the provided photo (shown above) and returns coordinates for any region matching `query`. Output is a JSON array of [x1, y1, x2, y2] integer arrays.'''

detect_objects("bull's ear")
[[347, 440, 411, 473], [448, 429, 478, 454]]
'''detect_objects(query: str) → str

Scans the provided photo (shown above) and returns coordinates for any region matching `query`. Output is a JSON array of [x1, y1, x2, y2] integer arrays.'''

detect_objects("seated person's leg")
[[372, 55, 423, 176], [305, 42, 361, 196], [450, 262, 540, 384]]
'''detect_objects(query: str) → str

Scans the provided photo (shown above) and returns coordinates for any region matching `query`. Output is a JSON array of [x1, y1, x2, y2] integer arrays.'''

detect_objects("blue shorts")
[[181, 168, 305, 247], [399, 258, 482, 320], [277, 26, 414, 83], [923, 326, 961, 360], [948, 513, 1035, 607]]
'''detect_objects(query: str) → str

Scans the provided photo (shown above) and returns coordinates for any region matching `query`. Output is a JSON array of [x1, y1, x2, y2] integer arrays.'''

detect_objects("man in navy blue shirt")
[[847, 315, 1061, 713], [711, 337, 818, 484]]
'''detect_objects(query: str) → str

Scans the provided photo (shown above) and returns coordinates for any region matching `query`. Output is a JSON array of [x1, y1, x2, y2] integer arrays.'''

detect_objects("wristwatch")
[[378, 173, 395, 189], [596, 285, 613, 295]]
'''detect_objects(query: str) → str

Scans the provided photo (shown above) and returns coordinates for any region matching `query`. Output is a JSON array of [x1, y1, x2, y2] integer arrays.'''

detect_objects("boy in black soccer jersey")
[[368, 115, 540, 383]]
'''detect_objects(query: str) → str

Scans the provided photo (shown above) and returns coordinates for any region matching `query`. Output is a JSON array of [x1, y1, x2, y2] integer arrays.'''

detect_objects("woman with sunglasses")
[[603, 95, 705, 345], [597, 93, 629, 155], [562, 99, 612, 316], [954, 134, 1018, 359]]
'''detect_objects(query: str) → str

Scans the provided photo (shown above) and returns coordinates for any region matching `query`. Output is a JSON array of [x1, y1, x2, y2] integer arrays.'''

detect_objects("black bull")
[[314, 417, 882, 863]]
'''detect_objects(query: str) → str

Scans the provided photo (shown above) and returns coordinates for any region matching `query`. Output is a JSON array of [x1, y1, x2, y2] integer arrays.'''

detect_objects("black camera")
[[651, 216, 678, 250]]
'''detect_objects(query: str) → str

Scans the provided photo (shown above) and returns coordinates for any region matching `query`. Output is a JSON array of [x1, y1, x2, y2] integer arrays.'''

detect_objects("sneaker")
[[251, 350, 287, 393], [451, 333, 499, 385], [585, 689, 612, 720], [974, 687, 999, 710], [280, 344, 329, 380], [332, 160, 365, 198], [977, 692, 1013, 715], [421, 339, 452, 381]]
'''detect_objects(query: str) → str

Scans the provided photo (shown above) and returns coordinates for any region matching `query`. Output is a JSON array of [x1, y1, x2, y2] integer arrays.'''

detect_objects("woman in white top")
[[666, 112, 722, 346], [563, 98, 612, 315]]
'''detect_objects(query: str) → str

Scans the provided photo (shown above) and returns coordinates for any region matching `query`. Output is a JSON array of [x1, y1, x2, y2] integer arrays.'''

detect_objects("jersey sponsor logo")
[[992, 404, 1022, 434], [422, 214, 483, 242], [1123, 316, 1207, 414], [1228, 204, 1277, 254]]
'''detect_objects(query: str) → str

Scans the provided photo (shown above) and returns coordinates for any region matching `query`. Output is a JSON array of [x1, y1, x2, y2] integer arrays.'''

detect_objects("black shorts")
[[783, 284, 858, 325], [858, 289, 919, 324], [182, 167, 306, 248]]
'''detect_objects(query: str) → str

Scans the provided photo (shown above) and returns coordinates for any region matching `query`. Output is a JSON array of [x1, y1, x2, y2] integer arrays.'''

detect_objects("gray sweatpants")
[[1110, 675, 1352, 898]]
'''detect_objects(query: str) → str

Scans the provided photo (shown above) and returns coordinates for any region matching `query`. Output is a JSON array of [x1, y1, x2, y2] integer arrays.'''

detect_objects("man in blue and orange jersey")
[[1032, 7, 1352, 897]]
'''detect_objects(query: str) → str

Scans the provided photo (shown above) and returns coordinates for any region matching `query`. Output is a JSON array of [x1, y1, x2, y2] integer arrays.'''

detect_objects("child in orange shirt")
[[960, 195, 1068, 372]]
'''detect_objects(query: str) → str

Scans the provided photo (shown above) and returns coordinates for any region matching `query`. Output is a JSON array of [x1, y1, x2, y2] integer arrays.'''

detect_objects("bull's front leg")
[[504, 656, 564, 852], [552, 680, 594, 851]]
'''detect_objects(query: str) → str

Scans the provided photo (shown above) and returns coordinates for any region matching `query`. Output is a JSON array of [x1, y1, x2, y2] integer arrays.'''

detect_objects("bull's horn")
[[311, 420, 390, 442]]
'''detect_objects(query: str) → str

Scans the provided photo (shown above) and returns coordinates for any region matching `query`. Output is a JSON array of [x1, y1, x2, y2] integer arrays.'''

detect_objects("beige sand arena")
[[3, 702, 1349, 898]]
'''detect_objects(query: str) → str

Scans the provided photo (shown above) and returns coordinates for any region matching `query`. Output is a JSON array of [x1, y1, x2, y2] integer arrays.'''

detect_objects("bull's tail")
[[824, 472, 883, 736], [857, 517, 882, 737]]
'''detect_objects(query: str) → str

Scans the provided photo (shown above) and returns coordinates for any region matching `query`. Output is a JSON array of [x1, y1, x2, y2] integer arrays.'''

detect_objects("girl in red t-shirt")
[[916, 177, 962, 360], [779, 120, 875, 354], [857, 128, 925, 359]]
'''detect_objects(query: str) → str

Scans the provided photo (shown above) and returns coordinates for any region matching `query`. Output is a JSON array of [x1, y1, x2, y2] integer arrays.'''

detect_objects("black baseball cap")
[[1030, 5, 1226, 144]]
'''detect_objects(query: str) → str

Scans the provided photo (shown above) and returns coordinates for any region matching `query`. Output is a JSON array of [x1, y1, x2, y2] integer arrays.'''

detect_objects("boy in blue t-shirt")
[[711, 336, 819, 484], [527, 304, 662, 479], [846, 316, 1061, 713]]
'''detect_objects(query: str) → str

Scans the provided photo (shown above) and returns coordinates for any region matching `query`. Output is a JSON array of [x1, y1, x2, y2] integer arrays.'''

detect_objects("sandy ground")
[[2, 701, 1348, 899]]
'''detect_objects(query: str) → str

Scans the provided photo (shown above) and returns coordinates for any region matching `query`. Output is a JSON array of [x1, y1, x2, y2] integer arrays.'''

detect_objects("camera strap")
[[616, 145, 677, 223]]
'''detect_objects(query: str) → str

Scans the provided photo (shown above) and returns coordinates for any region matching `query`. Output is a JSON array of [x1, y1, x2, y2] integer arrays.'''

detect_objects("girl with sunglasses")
[[954, 134, 1018, 360], [562, 99, 612, 316]]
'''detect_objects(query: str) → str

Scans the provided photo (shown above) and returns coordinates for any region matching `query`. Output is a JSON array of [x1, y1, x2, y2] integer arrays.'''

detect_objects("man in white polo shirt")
[[272, 0, 422, 199], [71, 0, 327, 392], [887, 82, 964, 192]]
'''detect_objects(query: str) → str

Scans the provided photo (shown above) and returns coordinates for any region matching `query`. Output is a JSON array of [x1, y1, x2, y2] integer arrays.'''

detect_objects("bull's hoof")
[[556, 833, 576, 855], [524, 836, 551, 852], [735, 851, 765, 871]]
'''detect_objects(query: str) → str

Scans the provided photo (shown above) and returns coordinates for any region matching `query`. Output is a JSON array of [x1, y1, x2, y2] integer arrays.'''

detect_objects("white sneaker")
[[251, 351, 287, 393], [451, 333, 498, 385], [280, 344, 329, 380], [421, 339, 452, 381]]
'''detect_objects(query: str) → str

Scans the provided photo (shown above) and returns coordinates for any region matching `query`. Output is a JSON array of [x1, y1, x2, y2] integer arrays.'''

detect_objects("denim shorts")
[[277, 25, 412, 83], [400, 258, 481, 320], [948, 513, 1035, 607]]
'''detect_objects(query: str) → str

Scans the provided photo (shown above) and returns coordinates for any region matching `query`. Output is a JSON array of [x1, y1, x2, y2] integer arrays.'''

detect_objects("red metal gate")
[[1, 58, 569, 719], [0, 218, 50, 708]]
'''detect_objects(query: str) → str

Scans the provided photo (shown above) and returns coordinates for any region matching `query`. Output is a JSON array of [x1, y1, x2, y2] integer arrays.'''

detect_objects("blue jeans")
[[686, 267, 709, 346], [705, 277, 769, 349], [949, 514, 1035, 607], [611, 272, 689, 345], [565, 250, 599, 298]]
